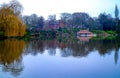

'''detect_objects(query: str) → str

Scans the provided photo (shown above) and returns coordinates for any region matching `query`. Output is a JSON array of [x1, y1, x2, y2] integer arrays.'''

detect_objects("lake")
[[0, 37, 120, 78]]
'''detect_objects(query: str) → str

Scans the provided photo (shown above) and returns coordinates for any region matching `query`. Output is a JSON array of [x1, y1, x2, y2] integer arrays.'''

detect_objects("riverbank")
[[92, 30, 117, 36], [0, 29, 118, 41]]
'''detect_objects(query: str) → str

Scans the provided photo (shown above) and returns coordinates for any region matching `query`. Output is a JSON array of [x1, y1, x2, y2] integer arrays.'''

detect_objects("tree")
[[0, 0, 26, 37], [72, 12, 91, 29], [86, 17, 100, 30], [23, 15, 45, 31], [115, 5, 119, 20], [37, 16, 44, 29], [60, 13, 72, 28], [115, 5, 120, 33], [48, 15, 56, 26], [48, 15, 56, 21], [0, 0, 23, 16], [9, 0, 23, 16], [98, 13, 115, 30], [47, 15, 57, 30], [23, 15, 31, 30], [30, 14, 38, 27]]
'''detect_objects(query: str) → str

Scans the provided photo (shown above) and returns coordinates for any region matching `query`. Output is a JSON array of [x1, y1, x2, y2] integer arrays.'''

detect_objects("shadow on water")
[[0, 36, 120, 76]]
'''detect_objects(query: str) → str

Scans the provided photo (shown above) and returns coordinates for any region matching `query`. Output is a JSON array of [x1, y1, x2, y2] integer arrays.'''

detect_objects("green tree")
[[98, 13, 115, 30]]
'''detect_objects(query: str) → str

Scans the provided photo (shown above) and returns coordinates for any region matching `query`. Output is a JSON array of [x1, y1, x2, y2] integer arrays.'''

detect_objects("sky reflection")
[[0, 39, 120, 78]]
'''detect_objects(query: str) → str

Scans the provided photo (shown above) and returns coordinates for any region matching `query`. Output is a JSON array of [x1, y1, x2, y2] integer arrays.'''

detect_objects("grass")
[[106, 30, 116, 35], [92, 30, 117, 36]]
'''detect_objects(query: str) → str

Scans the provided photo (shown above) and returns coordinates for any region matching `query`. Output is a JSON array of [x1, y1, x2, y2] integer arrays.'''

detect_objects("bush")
[[106, 31, 116, 35], [0, 31, 4, 35]]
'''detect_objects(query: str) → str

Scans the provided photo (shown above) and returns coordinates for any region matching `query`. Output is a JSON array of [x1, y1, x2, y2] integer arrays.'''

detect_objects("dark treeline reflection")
[[0, 37, 120, 76], [0, 39, 26, 76], [25, 37, 120, 64]]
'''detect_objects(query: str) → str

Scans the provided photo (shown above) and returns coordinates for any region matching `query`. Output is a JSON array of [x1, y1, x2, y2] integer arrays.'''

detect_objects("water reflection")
[[0, 39, 26, 76], [25, 37, 120, 64], [77, 36, 92, 42], [0, 37, 120, 77]]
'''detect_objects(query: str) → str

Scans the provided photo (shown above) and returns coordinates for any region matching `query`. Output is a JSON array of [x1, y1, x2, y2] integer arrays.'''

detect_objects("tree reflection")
[[45, 40, 57, 56], [114, 51, 119, 64], [25, 40, 44, 55], [2, 59, 23, 76], [0, 39, 26, 76], [0, 37, 119, 76], [25, 37, 120, 64]]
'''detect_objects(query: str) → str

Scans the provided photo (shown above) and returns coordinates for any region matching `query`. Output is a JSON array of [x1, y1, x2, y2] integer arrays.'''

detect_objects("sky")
[[0, 0, 120, 19]]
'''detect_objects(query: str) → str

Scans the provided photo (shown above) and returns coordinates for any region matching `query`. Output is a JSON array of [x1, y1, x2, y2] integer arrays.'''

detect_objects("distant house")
[[77, 30, 95, 36]]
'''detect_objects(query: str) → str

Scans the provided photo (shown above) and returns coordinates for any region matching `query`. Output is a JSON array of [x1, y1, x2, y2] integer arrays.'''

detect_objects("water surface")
[[0, 38, 120, 78]]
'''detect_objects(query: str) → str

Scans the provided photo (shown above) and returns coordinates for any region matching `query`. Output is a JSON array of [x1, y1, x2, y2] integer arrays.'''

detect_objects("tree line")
[[23, 5, 120, 33], [0, 0, 120, 37]]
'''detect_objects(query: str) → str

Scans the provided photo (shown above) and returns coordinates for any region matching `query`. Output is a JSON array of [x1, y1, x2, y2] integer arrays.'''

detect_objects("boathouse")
[[77, 30, 93, 36]]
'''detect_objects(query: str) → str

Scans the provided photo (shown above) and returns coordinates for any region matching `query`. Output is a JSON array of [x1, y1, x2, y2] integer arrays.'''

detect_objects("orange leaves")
[[0, 8, 26, 37]]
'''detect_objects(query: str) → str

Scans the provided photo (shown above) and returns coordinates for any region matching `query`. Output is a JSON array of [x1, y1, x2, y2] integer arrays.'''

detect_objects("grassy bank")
[[92, 30, 117, 36], [0, 29, 118, 41], [24, 28, 79, 40]]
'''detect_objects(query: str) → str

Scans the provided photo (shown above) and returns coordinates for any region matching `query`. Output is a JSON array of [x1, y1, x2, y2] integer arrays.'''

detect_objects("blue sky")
[[0, 0, 120, 19]]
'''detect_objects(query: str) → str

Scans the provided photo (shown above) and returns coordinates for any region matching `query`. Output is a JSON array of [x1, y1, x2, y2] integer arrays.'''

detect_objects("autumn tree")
[[0, 0, 26, 37]]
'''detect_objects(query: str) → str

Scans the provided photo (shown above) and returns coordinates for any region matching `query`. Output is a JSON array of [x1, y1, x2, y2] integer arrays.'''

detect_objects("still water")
[[0, 37, 120, 78]]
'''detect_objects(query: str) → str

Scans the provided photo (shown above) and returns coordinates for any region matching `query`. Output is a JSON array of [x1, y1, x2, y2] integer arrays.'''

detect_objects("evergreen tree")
[[115, 5, 120, 33], [115, 5, 119, 19]]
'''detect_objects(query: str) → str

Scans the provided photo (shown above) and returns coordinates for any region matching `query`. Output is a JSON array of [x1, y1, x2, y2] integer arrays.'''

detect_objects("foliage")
[[106, 30, 116, 35], [98, 13, 115, 30], [0, 0, 26, 37], [115, 5, 119, 19], [62, 28, 69, 33], [115, 5, 120, 33], [116, 23, 120, 33], [60, 13, 72, 27], [21, 5, 120, 34], [91, 30, 105, 34], [23, 14, 44, 31], [0, 31, 4, 35], [92, 30, 116, 36]]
